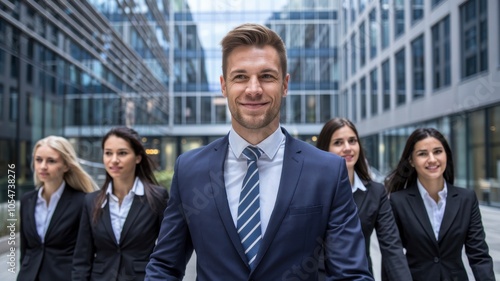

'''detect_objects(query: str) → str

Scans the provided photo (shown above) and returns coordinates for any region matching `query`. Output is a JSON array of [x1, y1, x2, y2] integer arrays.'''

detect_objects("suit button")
[[433, 257, 439, 263], [117, 249, 121, 254]]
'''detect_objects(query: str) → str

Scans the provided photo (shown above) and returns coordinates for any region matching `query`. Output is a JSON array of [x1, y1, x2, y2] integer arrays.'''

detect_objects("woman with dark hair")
[[72, 127, 169, 281], [386, 127, 494, 281], [316, 118, 410, 281]]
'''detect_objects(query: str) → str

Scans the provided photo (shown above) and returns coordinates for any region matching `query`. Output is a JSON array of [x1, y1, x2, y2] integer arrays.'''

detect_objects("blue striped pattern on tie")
[[237, 146, 262, 268]]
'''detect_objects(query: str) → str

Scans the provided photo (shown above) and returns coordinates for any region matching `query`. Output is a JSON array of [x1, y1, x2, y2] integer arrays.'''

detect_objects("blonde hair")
[[32, 136, 98, 192]]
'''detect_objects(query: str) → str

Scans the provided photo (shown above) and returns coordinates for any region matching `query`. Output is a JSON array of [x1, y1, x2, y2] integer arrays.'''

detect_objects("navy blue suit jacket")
[[146, 128, 373, 281], [390, 183, 494, 281]]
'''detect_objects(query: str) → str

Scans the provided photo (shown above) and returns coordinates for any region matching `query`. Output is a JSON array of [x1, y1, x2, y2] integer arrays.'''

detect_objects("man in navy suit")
[[145, 23, 373, 281]]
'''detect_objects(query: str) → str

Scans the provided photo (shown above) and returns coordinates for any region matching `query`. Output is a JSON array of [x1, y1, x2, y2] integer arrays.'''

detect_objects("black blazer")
[[18, 185, 86, 281], [72, 185, 168, 281], [353, 180, 411, 281], [390, 183, 495, 281]]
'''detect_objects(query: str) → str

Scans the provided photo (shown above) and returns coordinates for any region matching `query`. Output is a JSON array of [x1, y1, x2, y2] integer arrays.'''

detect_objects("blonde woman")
[[18, 136, 97, 281]]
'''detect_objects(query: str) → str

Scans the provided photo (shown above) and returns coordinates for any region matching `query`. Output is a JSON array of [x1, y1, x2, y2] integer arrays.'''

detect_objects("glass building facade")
[[341, 0, 500, 207], [2, 0, 500, 208]]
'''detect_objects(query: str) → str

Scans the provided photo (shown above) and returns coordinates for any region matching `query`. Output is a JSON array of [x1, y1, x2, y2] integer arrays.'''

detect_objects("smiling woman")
[[72, 127, 169, 281], [385, 128, 495, 281]]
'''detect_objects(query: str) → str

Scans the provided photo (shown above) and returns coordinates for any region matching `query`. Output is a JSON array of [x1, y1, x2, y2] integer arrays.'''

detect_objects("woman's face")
[[34, 145, 68, 186], [328, 126, 360, 172], [103, 135, 141, 182], [410, 136, 447, 183]]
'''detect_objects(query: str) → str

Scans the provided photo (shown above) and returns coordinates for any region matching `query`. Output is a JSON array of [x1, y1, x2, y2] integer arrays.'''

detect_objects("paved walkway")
[[1, 205, 498, 280]]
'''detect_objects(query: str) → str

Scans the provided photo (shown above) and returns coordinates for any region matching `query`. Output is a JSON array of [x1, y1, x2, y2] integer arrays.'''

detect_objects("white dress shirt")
[[351, 172, 367, 193], [35, 181, 66, 242], [225, 126, 285, 237], [417, 179, 448, 240], [103, 177, 144, 244]]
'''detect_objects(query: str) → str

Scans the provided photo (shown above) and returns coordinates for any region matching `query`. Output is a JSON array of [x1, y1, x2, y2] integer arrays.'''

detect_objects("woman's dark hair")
[[385, 127, 454, 193], [92, 127, 164, 223], [316, 117, 372, 181]]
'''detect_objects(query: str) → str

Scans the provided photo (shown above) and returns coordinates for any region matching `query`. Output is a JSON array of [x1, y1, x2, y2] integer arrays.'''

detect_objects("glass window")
[[306, 95, 316, 123], [412, 0, 424, 24], [382, 59, 390, 111], [461, 0, 488, 78], [0, 50, 4, 75], [319, 94, 331, 123], [351, 83, 357, 122], [370, 68, 378, 115], [394, 0, 405, 38], [359, 21, 366, 67], [215, 101, 226, 124], [359, 0, 366, 14], [291, 95, 302, 123], [351, 0, 357, 24], [0, 84, 3, 120], [468, 110, 485, 199], [9, 87, 18, 121], [360, 76, 366, 119], [186, 96, 197, 124], [351, 33, 357, 75], [432, 0, 445, 7], [340, 90, 348, 118], [381, 0, 389, 49], [487, 106, 500, 205], [342, 0, 348, 34], [412, 35, 425, 100], [395, 48, 406, 105], [343, 42, 349, 81], [201, 96, 211, 124], [369, 9, 377, 58], [432, 15, 451, 90], [174, 96, 182, 124]]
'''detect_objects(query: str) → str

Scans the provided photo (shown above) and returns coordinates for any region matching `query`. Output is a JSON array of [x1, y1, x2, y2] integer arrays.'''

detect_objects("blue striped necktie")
[[237, 146, 262, 269]]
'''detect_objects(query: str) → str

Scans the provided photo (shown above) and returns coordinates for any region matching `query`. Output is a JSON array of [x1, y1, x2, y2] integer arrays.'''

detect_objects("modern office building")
[[340, 0, 500, 206], [2, 0, 499, 207], [0, 0, 340, 195], [0, 0, 170, 194]]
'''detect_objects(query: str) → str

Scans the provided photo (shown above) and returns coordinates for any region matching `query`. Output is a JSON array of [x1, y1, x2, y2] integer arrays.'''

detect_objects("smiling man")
[[145, 23, 373, 281]]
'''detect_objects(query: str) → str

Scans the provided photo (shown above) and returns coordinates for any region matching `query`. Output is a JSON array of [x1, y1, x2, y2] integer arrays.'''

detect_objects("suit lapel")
[[438, 184, 460, 242], [353, 188, 366, 210], [253, 131, 303, 269], [208, 136, 248, 264], [44, 187, 73, 239], [25, 191, 42, 244], [405, 184, 438, 245], [119, 196, 144, 244], [101, 197, 118, 245]]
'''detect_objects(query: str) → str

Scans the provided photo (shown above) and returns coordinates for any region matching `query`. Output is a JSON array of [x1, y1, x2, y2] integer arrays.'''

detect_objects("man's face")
[[220, 45, 289, 133]]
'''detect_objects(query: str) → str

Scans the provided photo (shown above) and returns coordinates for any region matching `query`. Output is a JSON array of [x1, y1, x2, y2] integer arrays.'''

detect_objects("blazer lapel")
[[353, 188, 366, 210], [101, 198, 118, 245], [25, 191, 42, 244], [438, 184, 460, 242], [253, 130, 303, 269], [44, 187, 73, 239], [208, 136, 248, 264], [405, 184, 439, 245], [119, 196, 144, 244]]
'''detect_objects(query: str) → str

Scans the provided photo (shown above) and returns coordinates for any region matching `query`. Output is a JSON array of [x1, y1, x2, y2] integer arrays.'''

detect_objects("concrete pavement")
[[1, 205, 498, 280]]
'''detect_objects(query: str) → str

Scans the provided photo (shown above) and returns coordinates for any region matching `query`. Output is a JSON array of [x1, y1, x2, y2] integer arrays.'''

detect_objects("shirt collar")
[[351, 172, 367, 193], [228, 126, 285, 160], [105, 177, 144, 196], [417, 179, 448, 201], [102, 177, 144, 208], [38, 181, 66, 202]]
